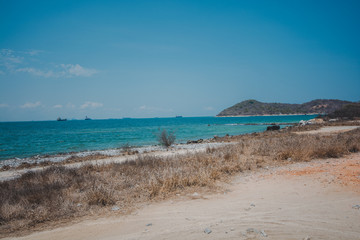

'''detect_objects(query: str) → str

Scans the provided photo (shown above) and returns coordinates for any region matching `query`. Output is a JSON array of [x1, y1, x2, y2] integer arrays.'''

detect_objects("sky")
[[0, 0, 359, 121]]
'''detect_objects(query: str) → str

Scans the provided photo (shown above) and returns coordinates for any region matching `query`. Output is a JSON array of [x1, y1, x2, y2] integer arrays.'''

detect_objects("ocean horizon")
[[0, 115, 316, 163]]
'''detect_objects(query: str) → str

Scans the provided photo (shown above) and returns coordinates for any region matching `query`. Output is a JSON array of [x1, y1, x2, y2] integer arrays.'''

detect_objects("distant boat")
[[85, 116, 92, 120], [175, 116, 183, 118], [57, 117, 67, 121]]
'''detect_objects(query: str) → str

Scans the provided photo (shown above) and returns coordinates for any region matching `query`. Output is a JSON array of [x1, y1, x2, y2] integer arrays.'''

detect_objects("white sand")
[[7, 153, 360, 240]]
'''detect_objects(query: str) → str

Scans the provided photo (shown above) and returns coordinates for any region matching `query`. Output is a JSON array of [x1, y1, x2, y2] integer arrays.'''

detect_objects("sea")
[[0, 115, 316, 163]]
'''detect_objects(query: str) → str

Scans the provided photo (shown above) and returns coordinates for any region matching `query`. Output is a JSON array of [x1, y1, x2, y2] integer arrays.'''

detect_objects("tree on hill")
[[327, 103, 360, 120], [217, 99, 353, 116]]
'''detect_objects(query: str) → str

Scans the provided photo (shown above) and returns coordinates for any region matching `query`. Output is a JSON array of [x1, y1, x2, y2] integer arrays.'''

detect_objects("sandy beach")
[[5, 151, 360, 240], [1, 125, 360, 240]]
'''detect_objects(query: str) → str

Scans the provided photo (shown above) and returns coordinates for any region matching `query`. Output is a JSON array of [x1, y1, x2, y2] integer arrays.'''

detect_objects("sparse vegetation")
[[157, 129, 176, 147], [1, 124, 360, 237]]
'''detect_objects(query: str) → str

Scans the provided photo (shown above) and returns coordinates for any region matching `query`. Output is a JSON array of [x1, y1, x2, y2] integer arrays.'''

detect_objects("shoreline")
[[0, 141, 232, 182], [0, 123, 311, 168], [0, 138, 227, 169], [1, 140, 218, 167], [1, 124, 359, 181], [0, 115, 317, 165], [2, 122, 358, 172]]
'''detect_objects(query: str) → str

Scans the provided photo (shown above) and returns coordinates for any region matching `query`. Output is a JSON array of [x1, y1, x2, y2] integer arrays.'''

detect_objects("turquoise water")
[[0, 115, 316, 161]]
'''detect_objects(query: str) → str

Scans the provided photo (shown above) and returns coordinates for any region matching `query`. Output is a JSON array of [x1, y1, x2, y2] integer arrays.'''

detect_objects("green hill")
[[217, 99, 352, 116]]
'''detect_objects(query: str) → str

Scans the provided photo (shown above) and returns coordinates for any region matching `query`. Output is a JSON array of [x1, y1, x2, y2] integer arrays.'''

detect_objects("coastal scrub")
[[1, 125, 360, 237]]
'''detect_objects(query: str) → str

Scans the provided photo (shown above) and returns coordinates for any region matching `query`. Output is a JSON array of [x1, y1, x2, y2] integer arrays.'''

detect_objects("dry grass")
[[257, 128, 360, 161], [1, 126, 360, 237]]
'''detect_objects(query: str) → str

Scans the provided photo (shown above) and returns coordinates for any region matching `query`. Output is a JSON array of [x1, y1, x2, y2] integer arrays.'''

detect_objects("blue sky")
[[0, 0, 359, 121]]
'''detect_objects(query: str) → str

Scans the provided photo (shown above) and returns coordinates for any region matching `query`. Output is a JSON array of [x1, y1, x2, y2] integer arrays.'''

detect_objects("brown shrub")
[[87, 185, 115, 206]]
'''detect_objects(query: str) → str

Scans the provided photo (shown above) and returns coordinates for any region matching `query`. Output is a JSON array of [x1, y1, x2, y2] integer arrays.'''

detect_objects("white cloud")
[[21, 101, 41, 109], [0, 103, 9, 108], [26, 50, 43, 56], [60, 64, 98, 77], [204, 106, 214, 111], [15, 64, 98, 78], [0, 49, 23, 63], [0, 49, 23, 70], [80, 101, 103, 109], [53, 104, 63, 109], [16, 68, 56, 78], [1, 49, 98, 78]]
